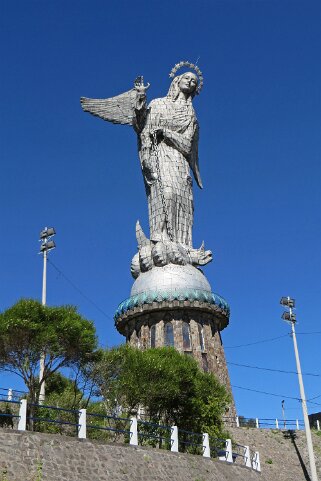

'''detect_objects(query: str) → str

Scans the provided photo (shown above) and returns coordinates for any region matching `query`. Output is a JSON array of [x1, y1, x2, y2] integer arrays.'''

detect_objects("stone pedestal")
[[114, 264, 236, 419]]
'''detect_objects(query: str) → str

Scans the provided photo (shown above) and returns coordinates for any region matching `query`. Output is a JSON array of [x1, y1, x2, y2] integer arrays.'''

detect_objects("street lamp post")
[[281, 400, 286, 429], [280, 296, 318, 481], [38, 227, 56, 404]]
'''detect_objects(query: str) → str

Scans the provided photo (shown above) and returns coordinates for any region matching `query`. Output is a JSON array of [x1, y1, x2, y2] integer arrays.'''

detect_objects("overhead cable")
[[47, 258, 112, 321], [225, 334, 289, 349], [227, 361, 320, 377]]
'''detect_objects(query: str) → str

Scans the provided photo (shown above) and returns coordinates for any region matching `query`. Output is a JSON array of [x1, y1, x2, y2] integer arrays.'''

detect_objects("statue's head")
[[167, 61, 203, 101], [179, 72, 198, 94], [167, 73, 198, 101]]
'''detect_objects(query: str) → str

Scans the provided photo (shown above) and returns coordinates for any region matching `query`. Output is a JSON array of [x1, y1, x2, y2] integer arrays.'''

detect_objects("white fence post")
[[236, 416, 240, 427], [219, 439, 233, 463], [255, 418, 259, 428], [78, 409, 86, 439], [130, 416, 138, 446], [252, 451, 261, 472], [275, 418, 279, 429], [296, 419, 300, 430], [18, 399, 27, 431], [244, 446, 251, 468], [171, 425, 178, 452], [203, 433, 210, 458], [317, 420, 320, 431], [7, 388, 13, 401]]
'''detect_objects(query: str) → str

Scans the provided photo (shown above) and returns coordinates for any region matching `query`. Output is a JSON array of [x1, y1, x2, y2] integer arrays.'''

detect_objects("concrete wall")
[[228, 426, 321, 481], [0, 429, 261, 481], [1, 427, 321, 481]]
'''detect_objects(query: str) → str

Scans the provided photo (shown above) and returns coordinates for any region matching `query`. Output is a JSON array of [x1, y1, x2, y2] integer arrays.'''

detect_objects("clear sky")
[[1, 0, 321, 423]]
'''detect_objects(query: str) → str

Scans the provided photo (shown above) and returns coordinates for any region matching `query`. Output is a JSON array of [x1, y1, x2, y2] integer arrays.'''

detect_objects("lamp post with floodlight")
[[38, 227, 56, 403], [280, 296, 318, 481]]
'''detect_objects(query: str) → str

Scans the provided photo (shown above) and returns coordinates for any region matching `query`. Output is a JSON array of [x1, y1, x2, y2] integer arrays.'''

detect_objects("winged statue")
[[81, 63, 212, 278]]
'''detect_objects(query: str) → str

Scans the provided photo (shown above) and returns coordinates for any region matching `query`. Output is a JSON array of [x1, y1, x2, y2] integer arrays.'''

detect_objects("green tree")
[[0, 299, 97, 404], [91, 345, 230, 441], [33, 372, 87, 435]]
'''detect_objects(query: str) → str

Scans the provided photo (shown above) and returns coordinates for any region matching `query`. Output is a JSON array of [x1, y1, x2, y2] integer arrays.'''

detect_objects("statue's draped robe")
[[81, 88, 202, 249], [138, 97, 201, 247]]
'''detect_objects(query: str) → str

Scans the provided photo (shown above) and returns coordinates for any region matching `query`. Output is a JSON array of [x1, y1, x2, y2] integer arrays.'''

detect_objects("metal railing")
[[0, 396, 260, 472], [222, 415, 317, 431], [1, 388, 315, 433]]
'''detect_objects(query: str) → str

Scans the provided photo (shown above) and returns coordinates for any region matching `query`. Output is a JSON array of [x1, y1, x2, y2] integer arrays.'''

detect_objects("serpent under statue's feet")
[[131, 221, 212, 279]]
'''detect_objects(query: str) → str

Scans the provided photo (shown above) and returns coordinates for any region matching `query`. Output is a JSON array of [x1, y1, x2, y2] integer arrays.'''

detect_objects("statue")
[[81, 61, 212, 278]]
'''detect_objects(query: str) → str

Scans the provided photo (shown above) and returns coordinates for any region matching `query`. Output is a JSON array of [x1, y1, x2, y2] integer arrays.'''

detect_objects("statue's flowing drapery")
[[138, 96, 201, 247]]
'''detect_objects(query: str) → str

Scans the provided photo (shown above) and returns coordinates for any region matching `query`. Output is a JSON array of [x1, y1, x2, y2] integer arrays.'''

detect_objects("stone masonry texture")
[[1, 427, 321, 481], [125, 306, 236, 418], [228, 426, 321, 481]]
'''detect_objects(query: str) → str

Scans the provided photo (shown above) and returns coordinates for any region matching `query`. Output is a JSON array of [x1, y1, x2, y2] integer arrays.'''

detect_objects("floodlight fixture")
[[281, 311, 296, 322], [280, 297, 295, 308], [40, 240, 56, 252], [39, 227, 56, 240]]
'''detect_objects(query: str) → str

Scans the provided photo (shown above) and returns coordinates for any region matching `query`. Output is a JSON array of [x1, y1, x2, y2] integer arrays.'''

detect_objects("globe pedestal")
[[115, 264, 236, 420]]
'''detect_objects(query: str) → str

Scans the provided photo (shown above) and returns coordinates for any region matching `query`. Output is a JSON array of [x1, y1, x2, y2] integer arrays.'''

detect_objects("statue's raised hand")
[[134, 76, 150, 96]]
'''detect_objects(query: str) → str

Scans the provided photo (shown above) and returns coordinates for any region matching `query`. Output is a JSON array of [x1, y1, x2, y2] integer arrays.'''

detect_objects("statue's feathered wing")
[[80, 89, 137, 125], [190, 122, 203, 189]]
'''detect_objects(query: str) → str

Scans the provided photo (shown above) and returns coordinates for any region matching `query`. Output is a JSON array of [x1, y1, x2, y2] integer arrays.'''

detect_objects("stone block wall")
[[1, 427, 320, 481], [127, 307, 236, 418], [0, 429, 262, 481]]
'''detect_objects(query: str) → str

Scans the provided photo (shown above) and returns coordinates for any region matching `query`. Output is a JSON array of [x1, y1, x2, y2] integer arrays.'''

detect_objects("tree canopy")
[[91, 345, 230, 438], [0, 298, 97, 402]]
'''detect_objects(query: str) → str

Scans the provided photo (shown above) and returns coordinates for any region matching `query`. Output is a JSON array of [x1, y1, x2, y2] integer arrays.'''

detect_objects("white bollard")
[[203, 433, 210, 458], [255, 418, 259, 429], [252, 451, 261, 472], [317, 420, 320, 431], [275, 418, 279, 429], [78, 409, 87, 439], [219, 439, 233, 463], [130, 416, 138, 446], [236, 416, 240, 428], [7, 388, 13, 401], [244, 446, 251, 468], [296, 419, 300, 430], [171, 426, 178, 452], [18, 399, 27, 431]]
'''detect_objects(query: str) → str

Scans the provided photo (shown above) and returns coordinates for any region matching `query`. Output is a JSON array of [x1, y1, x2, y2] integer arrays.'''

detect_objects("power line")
[[307, 400, 321, 407], [47, 258, 112, 321], [225, 334, 289, 349], [232, 384, 321, 407], [296, 332, 321, 335], [227, 361, 320, 377], [307, 394, 321, 401], [231, 384, 300, 401], [224, 331, 321, 350]]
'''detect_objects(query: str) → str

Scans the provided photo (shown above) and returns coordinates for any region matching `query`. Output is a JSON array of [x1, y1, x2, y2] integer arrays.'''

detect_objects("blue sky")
[[1, 0, 321, 423]]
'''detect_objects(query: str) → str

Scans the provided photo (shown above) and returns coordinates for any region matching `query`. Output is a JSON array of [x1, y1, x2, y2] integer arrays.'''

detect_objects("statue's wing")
[[80, 89, 137, 126], [190, 121, 203, 189]]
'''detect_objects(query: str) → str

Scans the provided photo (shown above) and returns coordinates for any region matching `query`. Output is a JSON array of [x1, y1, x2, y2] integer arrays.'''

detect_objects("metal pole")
[[282, 400, 286, 428], [42, 248, 47, 306], [38, 248, 47, 404], [290, 308, 318, 481]]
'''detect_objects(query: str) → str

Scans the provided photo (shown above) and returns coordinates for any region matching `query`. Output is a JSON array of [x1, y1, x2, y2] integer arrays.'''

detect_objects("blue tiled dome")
[[114, 288, 230, 320]]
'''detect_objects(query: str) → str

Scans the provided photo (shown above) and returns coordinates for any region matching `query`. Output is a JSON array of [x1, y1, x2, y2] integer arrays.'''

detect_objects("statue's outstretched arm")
[[133, 76, 149, 133]]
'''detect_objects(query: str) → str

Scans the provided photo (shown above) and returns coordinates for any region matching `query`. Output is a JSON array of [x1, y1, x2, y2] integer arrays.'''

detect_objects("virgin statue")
[[81, 61, 212, 277]]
